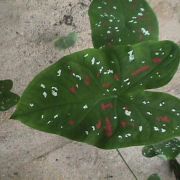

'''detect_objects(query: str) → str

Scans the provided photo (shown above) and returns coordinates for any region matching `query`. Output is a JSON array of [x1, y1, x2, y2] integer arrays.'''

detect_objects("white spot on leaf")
[[40, 84, 45, 88], [57, 69, 62, 76], [128, 50, 135, 62], [83, 105, 88, 109], [125, 110, 131, 116], [43, 92, 47, 98]]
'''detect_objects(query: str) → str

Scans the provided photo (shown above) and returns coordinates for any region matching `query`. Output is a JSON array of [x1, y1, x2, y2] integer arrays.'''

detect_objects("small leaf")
[[11, 41, 180, 149], [54, 32, 77, 50], [148, 174, 161, 180], [0, 80, 20, 111], [89, 0, 159, 48], [142, 138, 180, 160]]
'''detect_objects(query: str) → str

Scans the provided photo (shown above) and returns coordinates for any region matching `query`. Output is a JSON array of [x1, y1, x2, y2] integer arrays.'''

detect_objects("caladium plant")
[[89, 0, 159, 48], [142, 138, 180, 160], [143, 138, 180, 179], [12, 40, 180, 149], [11, 0, 180, 150], [0, 80, 19, 111]]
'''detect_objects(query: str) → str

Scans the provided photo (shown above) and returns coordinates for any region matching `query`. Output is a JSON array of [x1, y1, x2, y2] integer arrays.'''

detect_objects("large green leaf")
[[11, 41, 180, 149], [142, 138, 180, 160], [0, 80, 19, 111], [89, 0, 159, 48]]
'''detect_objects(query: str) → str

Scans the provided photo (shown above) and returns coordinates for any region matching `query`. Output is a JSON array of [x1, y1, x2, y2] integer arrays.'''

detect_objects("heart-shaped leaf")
[[54, 32, 77, 50], [11, 41, 180, 149], [148, 174, 161, 180], [0, 80, 19, 111], [142, 138, 180, 160], [89, 0, 159, 48]]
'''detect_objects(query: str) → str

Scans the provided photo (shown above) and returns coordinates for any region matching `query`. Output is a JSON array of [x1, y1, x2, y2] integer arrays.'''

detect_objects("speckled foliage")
[[89, 0, 159, 48], [10, 0, 180, 149], [12, 40, 180, 149], [142, 138, 180, 160], [0, 80, 19, 111]]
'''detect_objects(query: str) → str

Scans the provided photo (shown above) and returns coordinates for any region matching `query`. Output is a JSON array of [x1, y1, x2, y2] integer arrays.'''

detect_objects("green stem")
[[116, 149, 138, 180]]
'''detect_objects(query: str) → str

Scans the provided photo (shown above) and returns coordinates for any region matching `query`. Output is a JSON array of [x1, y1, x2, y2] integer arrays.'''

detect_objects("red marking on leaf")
[[152, 58, 162, 64], [69, 86, 77, 94], [68, 120, 75, 125], [159, 116, 171, 123], [101, 103, 113, 110], [132, 65, 150, 77], [84, 76, 91, 86], [114, 74, 120, 81], [96, 120, 102, 129], [120, 120, 128, 128], [102, 83, 112, 89], [105, 118, 113, 137]]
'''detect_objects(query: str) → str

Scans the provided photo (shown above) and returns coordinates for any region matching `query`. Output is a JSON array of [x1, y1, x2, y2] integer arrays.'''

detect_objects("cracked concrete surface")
[[0, 0, 180, 179]]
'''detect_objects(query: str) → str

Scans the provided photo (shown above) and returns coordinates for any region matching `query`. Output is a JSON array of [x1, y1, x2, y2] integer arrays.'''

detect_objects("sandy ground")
[[0, 0, 180, 180]]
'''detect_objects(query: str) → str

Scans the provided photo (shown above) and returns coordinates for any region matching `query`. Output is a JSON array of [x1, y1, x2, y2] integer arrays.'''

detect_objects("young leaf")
[[54, 32, 77, 50], [142, 138, 180, 160], [148, 174, 161, 180], [11, 41, 180, 149], [0, 80, 19, 111], [89, 0, 159, 48]]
